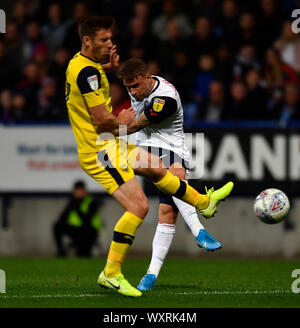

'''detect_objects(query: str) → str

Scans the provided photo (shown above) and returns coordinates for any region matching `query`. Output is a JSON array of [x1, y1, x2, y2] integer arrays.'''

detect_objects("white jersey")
[[128, 76, 190, 163]]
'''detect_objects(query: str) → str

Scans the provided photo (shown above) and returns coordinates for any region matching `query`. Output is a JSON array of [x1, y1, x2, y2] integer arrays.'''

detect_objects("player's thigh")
[[78, 150, 134, 196], [131, 147, 166, 182], [79, 151, 148, 218], [112, 177, 149, 219]]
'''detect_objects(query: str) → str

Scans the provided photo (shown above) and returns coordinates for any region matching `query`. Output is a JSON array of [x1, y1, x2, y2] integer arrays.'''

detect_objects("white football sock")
[[147, 222, 176, 278], [173, 197, 204, 237]]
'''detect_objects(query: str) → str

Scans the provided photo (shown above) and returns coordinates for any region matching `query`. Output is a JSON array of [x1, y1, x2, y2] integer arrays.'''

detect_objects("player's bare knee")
[[158, 214, 176, 225], [159, 205, 177, 224], [127, 198, 149, 218], [139, 199, 149, 217], [129, 200, 149, 219], [169, 165, 185, 180], [149, 167, 167, 183]]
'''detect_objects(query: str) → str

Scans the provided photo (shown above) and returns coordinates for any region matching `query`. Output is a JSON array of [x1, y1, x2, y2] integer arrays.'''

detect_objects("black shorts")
[[142, 146, 189, 205], [141, 146, 189, 170]]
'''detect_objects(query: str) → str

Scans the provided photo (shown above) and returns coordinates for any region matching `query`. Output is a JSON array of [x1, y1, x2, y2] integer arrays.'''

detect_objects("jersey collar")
[[79, 52, 100, 63], [148, 76, 160, 97]]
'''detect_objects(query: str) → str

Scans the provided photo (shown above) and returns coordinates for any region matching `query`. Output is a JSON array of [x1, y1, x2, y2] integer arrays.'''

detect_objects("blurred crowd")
[[0, 0, 300, 127]]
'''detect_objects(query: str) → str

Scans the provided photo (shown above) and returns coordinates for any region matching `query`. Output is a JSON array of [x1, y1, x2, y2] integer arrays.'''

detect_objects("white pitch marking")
[[0, 290, 292, 299], [174, 290, 292, 295], [0, 293, 104, 299]]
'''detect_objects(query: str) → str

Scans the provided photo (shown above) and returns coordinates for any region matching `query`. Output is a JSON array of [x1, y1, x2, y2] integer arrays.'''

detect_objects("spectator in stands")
[[5, 21, 31, 69], [47, 47, 71, 104], [257, 0, 283, 51], [16, 60, 42, 120], [152, 0, 192, 41], [42, 3, 71, 57], [213, 0, 239, 45], [25, 0, 49, 22], [228, 80, 251, 120], [148, 60, 162, 76], [168, 51, 193, 103], [111, 80, 131, 117], [0, 90, 29, 124], [11, 93, 28, 123], [53, 180, 102, 257], [188, 16, 220, 65], [132, 1, 150, 27], [157, 19, 188, 74], [192, 54, 216, 105], [264, 47, 299, 108], [215, 42, 234, 90], [233, 44, 261, 80], [198, 81, 229, 122], [93, 0, 130, 34], [120, 17, 156, 61], [63, 1, 89, 56], [244, 69, 268, 120], [11, 1, 29, 35], [0, 0, 297, 125], [37, 77, 63, 122], [0, 40, 20, 92], [234, 12, 260, 50], [26, 20, 48, 66], [275, 21, 300, 74], [0, 90, 13, 124], [271, 84, 300, 127]]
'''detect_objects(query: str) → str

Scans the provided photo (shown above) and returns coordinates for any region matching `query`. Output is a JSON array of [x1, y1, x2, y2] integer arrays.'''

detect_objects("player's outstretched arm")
[[116, 95, 177, 136]]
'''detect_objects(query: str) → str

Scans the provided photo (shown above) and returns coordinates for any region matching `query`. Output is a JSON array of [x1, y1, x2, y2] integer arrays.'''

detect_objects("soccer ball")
[[254, 188, 290, 224]]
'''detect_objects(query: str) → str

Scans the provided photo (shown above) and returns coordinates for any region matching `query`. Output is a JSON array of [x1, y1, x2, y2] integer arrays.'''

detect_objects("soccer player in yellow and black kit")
[[66, 16, 233, 297]]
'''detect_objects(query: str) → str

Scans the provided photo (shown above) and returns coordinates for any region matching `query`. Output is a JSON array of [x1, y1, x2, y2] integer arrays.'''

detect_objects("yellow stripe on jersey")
[[65, 52, 112, 153]]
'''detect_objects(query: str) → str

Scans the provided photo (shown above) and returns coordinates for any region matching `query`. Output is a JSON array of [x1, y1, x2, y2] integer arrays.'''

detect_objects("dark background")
[[1, 0, 300, 127]]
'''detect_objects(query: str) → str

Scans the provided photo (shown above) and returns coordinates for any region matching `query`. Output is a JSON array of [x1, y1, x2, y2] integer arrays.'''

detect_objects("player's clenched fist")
[[117, 106, 136, 125]]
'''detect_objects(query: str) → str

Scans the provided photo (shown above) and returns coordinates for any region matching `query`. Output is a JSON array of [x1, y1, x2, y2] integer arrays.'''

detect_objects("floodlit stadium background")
[[0, 0, 300, 259]]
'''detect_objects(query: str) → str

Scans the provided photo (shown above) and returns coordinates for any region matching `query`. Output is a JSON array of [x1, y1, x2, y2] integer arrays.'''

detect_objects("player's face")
[[90, 29, 113, 64], [124, 74, 152, 101]]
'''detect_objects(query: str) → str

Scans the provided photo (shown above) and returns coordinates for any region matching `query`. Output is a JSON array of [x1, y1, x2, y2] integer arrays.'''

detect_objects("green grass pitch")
[[0, 257, 299, 308]]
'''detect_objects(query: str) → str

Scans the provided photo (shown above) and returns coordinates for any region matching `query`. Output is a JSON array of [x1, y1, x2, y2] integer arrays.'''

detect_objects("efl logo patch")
[[153, 98, 165, 112], [87, 75, 99, 91]]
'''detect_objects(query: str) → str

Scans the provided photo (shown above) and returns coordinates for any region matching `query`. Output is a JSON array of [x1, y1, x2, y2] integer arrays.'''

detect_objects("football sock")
[[154, 170, 210, 210], [104, 212, 143, 278], [173, 196, 204, 237], [147, 223, 176, 278]]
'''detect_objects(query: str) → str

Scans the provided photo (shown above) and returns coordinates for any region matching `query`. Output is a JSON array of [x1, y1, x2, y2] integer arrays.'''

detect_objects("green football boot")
[[200, 181, 234, 219], [98, 271, 142, 297]]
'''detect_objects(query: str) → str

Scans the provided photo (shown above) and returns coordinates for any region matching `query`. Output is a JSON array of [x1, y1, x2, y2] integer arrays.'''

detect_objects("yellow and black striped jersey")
[[65, 52, 112, 153]]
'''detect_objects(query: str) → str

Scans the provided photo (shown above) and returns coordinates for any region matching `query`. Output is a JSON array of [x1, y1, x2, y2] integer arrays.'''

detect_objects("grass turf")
[[0, 257, 299, 308]]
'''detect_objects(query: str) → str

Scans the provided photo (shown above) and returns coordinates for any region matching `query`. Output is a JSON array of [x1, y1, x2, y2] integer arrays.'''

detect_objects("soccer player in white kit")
[[117, 58, 226, 291]]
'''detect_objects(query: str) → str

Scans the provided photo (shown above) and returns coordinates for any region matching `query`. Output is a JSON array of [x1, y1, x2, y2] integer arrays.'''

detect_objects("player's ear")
[[82, 35, 91, 48]]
